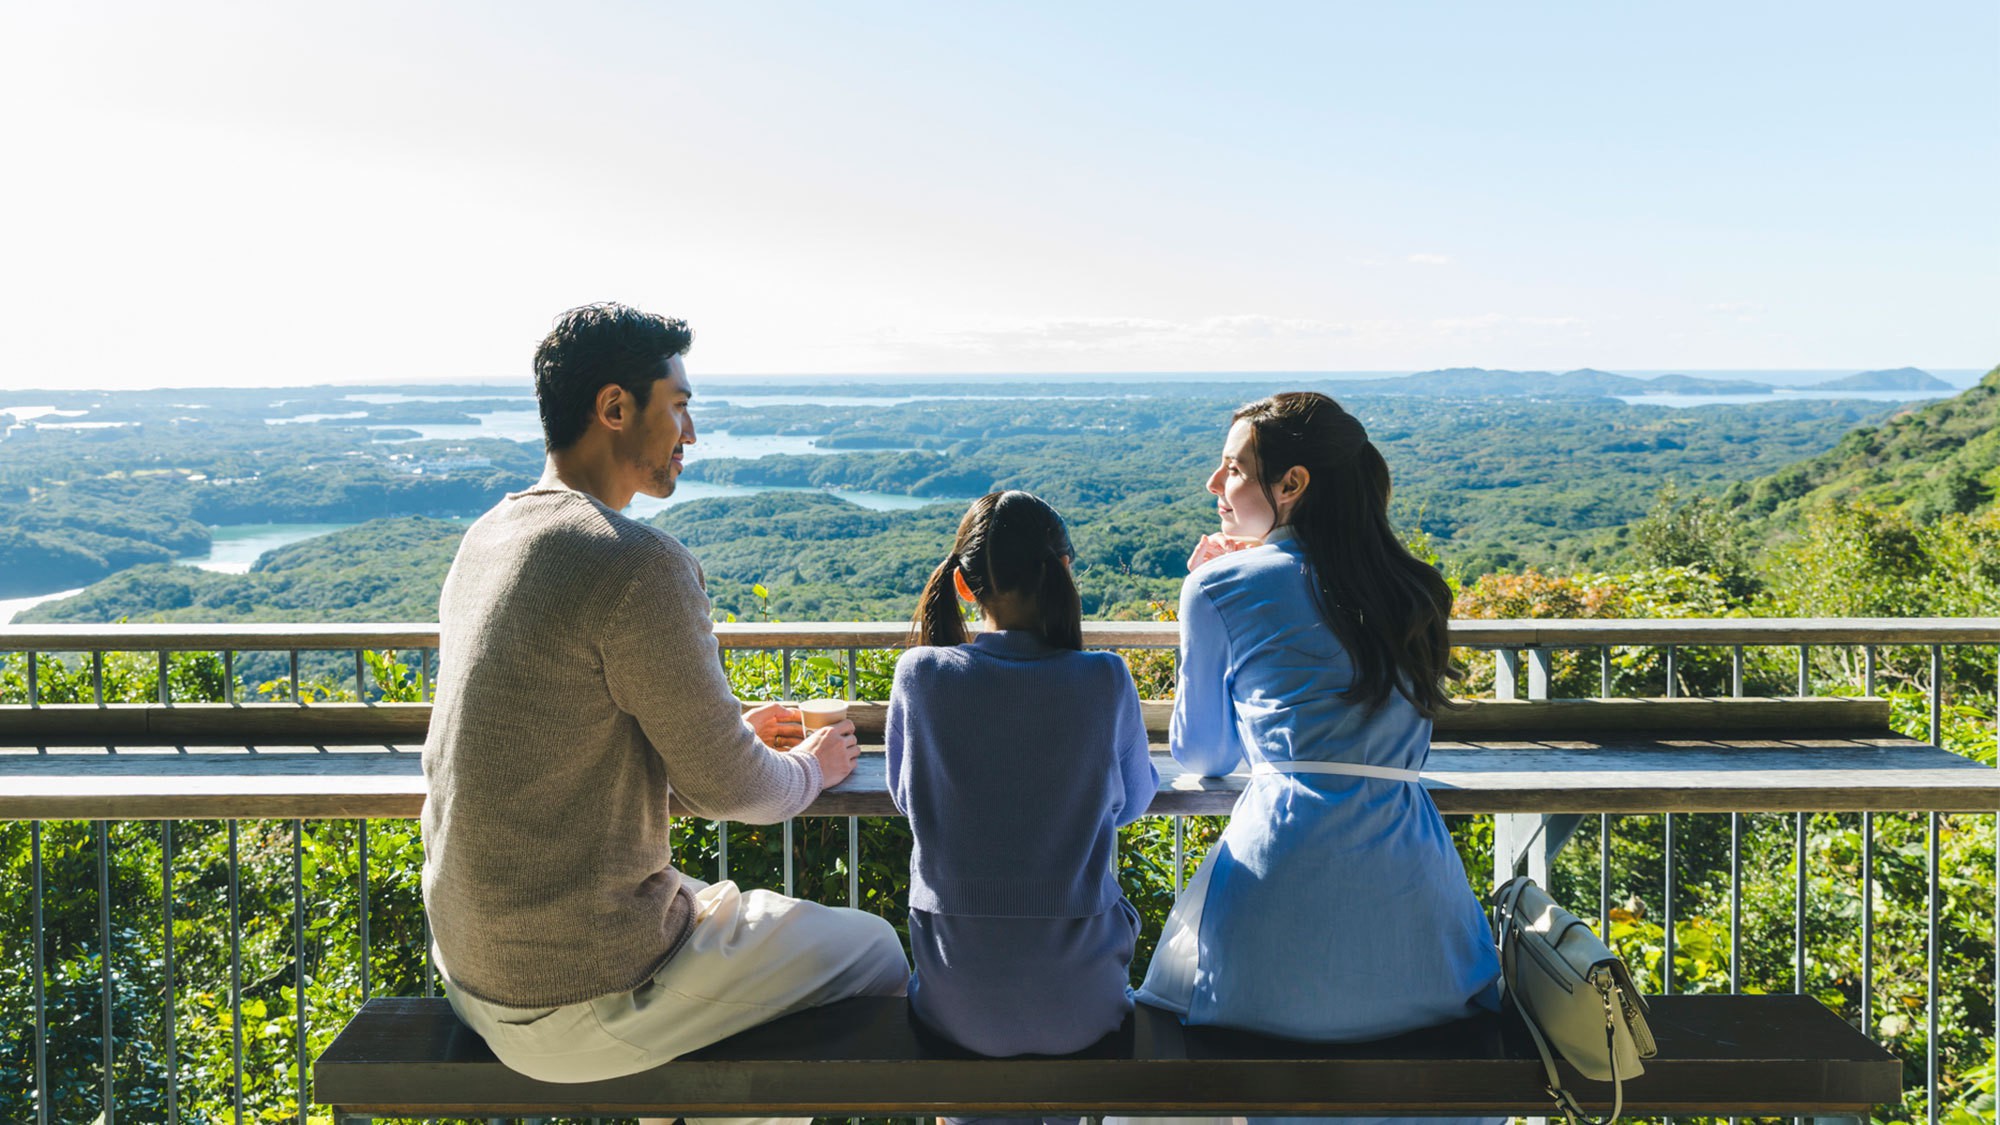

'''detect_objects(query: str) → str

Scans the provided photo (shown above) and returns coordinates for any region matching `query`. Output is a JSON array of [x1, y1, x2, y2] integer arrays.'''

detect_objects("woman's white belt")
[[1251, 760, 1422, 783]]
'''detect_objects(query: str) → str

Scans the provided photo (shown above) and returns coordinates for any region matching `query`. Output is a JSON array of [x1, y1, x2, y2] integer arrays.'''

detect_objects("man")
[[420, 303, 908, 1120]]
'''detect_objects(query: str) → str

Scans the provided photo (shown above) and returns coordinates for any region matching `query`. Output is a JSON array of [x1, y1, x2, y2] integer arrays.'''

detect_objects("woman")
[[1136, 392, 1500, 1060]]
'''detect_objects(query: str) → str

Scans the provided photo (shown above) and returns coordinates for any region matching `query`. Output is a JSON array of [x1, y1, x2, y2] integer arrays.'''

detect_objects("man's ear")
[[952, 568, 977, 604], [595, 383, 632, 431]]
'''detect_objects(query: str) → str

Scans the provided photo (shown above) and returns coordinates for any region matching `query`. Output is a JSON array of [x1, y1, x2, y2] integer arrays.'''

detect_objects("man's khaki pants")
[[444, 877, 910, 1125]]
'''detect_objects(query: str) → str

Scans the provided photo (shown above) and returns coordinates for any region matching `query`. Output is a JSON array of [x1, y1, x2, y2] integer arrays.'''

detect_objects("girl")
[[887, 491, 1158, 1100], [1137, 392, 1500, 1122]]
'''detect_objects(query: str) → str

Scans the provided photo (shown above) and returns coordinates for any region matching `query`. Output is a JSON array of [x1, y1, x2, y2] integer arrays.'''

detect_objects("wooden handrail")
[[2, 617, 1997, 652], [0, 696, 1897, 744]]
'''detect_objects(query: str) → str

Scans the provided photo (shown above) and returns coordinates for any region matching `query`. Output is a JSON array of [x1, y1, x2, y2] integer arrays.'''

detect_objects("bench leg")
[[1493, 813, 1586, 888]]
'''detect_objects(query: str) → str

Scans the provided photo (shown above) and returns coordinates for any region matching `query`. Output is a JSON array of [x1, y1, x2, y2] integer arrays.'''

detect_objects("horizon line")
[[2, 364, 1991, 396]]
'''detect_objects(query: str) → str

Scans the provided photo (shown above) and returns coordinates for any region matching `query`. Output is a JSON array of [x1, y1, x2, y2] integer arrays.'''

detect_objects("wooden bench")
[[313, 993, 1899, 1121], [3, 694, 1994, 821]]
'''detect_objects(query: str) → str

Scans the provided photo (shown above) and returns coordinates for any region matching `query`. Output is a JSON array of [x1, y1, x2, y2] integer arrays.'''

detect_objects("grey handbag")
[[1492, 876, 1658, 1125]]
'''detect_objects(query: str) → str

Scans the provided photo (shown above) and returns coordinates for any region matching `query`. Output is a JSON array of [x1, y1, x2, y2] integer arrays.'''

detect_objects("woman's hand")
[[1187, 532, 1262, 573], [743, 701, 805, 749]]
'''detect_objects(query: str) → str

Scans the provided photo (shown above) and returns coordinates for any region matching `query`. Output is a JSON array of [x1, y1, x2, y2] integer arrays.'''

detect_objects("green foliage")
[[1737, 364, 2000, 524], [1628, 482, 1756, 599]]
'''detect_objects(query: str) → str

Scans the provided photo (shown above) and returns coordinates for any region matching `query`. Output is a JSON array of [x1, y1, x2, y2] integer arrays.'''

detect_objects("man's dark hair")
[[533, 303, 693, 452]]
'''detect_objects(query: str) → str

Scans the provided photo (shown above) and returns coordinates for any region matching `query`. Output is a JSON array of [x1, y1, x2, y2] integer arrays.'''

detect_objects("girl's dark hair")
[[1232, 392, 1460, 717], [911, 491, 1083, 651]]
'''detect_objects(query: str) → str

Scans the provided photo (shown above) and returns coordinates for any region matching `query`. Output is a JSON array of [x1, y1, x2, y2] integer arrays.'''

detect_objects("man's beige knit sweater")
[[421, 487, 822, 1008]]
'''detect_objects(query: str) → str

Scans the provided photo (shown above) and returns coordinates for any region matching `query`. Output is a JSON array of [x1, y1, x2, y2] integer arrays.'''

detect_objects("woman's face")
[[1207, 419, 1279, 539]]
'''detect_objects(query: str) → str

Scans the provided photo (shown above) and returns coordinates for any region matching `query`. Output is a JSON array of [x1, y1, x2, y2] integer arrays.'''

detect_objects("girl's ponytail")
[[910, 555, 970, 649], [1036, 549, 1084, 652]]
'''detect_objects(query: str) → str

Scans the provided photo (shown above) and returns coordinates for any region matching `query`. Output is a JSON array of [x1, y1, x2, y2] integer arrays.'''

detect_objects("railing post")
[[1492, 811, 1548, 888], [1498, 648, 1554, 890], [1598, 813, 1610, 934], [163, 822, 178, 1125], [1173, 815, 1186, 894], [32, 822, 49, 1125], [293, 820, 308, 1125], [97, 820, 115, 1125], [1861, 812, 1873, 1036], [1927, 811, 1940, 1125], [1795, 812, 1807, 994], [1928, 644, 1943, 748], [229, 821, 245, 1123], [781, 649, 794, 897], [1526, 648, 1553, 701], [359, 820, 372, 1000], [847, 647, 860, 910], [1729, 812, 1742, 994], [1663, 811, 1676, 993]]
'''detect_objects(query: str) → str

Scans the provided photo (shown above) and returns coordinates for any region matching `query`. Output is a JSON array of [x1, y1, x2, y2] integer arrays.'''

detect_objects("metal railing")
[[2, 618, 1997, 1125]]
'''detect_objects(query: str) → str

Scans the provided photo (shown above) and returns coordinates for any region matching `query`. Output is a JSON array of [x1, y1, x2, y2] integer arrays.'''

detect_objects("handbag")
[[1491, 876, 1658, 1125]]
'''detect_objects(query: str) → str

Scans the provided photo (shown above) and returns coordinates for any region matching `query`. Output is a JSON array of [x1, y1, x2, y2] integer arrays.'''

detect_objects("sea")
[[0, 369, 1983, 622]]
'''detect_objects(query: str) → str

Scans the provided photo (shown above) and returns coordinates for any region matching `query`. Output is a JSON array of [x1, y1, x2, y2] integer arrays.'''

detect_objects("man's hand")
[[1187, 532, 1262, 573], [798, 720, 860, 788], [743, 701, 805, 749]]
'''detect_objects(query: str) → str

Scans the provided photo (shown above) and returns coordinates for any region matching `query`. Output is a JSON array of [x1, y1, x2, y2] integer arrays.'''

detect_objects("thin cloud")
[[1406, 253, 1453, 266], [900, 314, 1362, 355], [1430, 313, 1586, 336], [1705, 301, 1764, 324]]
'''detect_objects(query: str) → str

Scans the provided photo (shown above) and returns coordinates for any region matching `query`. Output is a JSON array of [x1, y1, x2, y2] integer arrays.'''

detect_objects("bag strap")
[[1496, 879, 1626, 1125]]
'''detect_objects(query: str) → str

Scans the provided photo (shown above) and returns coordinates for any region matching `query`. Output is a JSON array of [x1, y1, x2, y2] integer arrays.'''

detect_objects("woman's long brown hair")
[[910, 491, 1083, 651], [1233, 392, 1460, 716]]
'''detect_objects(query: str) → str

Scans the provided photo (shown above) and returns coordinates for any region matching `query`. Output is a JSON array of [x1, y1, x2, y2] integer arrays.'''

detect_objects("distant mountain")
[[1638, 373, 1772, 395], [1736, 365, 1999, 521], [1795, 367, 1953, 392], [1312, 368, 1777, 398]]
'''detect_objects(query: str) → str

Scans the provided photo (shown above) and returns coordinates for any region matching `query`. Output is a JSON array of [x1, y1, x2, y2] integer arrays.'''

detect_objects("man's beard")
[[625, 447, 677, 498]]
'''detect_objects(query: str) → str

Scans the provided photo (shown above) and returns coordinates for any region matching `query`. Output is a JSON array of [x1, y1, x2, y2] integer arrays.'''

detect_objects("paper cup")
[[799, 698, 848, 730]]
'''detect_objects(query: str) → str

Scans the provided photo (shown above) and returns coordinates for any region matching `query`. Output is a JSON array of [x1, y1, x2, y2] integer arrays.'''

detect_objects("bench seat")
[[314, 994, 1899, 1118]]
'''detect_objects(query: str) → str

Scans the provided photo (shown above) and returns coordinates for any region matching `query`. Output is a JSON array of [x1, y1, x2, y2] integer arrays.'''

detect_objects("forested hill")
[[1735, 364, 1999, 524], [21, 517, 465, 624]]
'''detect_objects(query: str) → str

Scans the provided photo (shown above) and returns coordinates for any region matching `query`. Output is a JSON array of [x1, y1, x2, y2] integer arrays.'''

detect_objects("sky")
[[0, 1, 1994, 389]]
